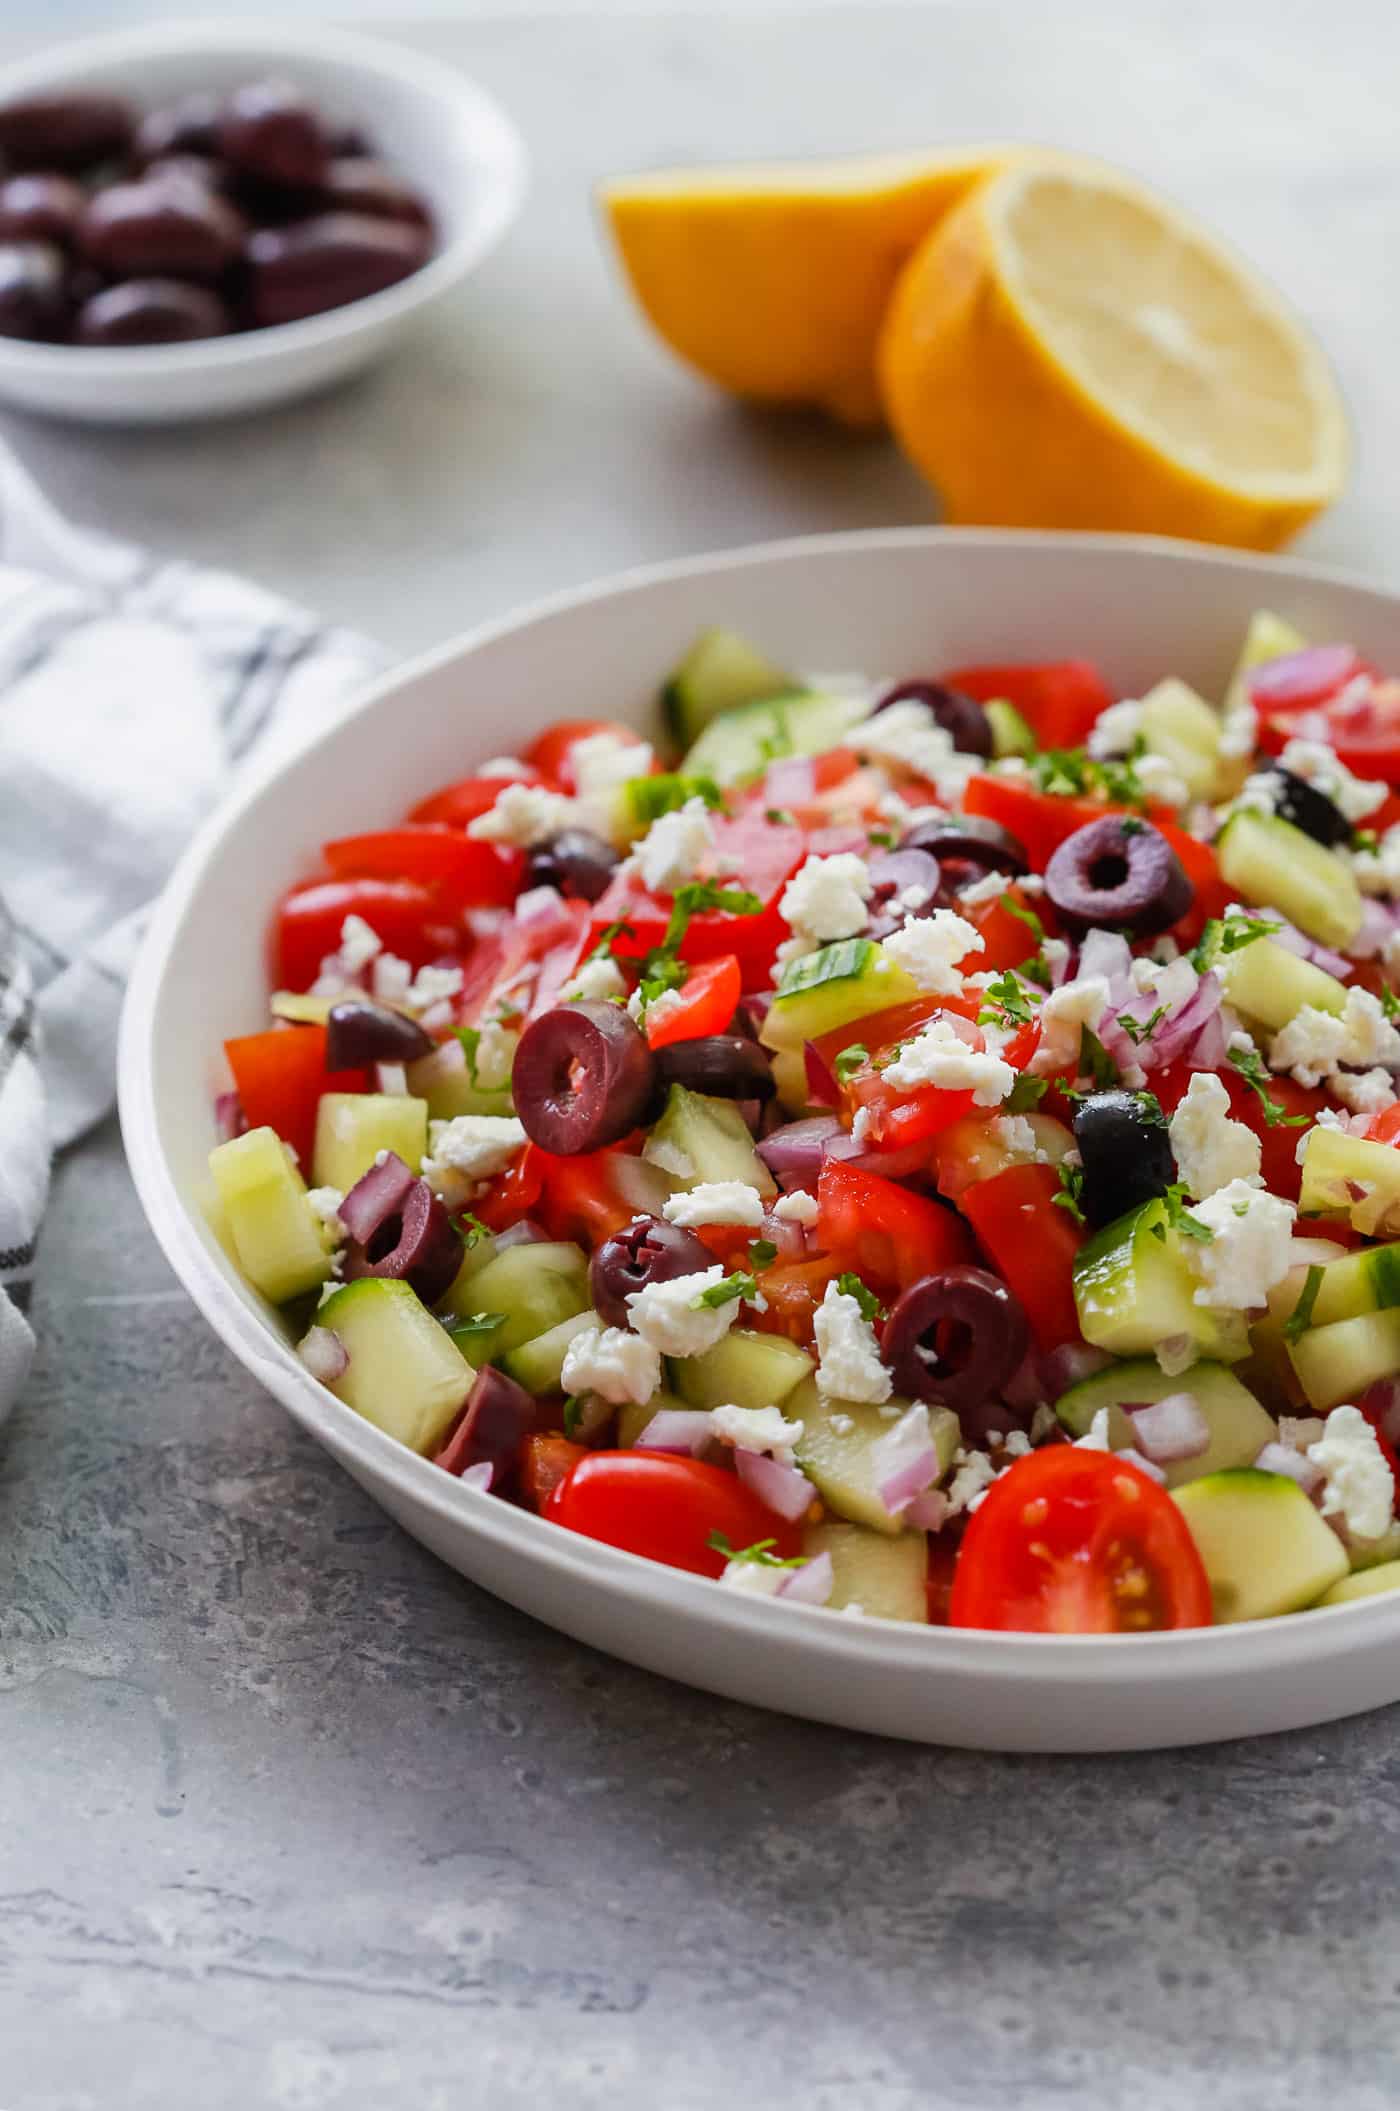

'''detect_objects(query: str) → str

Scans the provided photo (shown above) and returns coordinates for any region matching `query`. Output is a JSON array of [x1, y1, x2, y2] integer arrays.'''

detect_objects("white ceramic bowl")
[[0, 21, 527, 424], [120, 528, 1400, 1750]]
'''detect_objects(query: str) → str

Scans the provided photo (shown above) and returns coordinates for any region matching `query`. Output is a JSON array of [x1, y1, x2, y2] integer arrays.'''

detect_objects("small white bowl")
[[120, 527, 1400, 1750], [0, 20, 527, 424]]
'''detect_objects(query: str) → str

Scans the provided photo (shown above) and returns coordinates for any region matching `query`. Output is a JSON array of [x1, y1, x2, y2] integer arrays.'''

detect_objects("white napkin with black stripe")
[[0, 446, 384, 1421]]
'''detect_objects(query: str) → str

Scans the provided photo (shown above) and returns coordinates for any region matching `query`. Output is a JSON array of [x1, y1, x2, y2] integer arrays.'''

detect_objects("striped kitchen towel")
[[0, 445, 385, 1422]]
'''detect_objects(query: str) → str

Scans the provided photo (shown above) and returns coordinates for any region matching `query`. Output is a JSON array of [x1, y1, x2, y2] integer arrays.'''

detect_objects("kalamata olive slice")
[[319, 157, 433, 228], [523, 827, 619, 904], [864, 846, 943, 940], [220, 78, 330, 190], [0, 173, 85, 247], [1045, 815, 1192, 937], [435, 1365, 536, 1480], [900, 814, 1030, 893], [76, 278, 230, 346], [654, 1034, 776, 1102], [590, 1215, 715, 1329], [1268, 766, 1353, 850], [0, 242, 70, 341], [135, 92, 222, 165], [326, 999, 434, 1070], [78, 178, 245, 282], [882, 1266, 1030, 1438], [0, 93, 134, 172], [871, 679, 993, 758], [344, 1175, 461, 1305], [1072, 1090, 1176, 1229], [513, 1002, 657, 1155], [245, 211, 430, 326]]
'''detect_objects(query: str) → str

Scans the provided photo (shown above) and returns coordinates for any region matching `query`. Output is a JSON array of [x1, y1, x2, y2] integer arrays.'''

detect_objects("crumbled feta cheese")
[[1134, 753, 1189, 809], [305, 1186, 346, 1242], [1040, 936, 1070, 983], [1086, 698, 1143, 759], [945, 1447, 996, 1517], [663, 1182, 765, 1229], [1311, 1404, 1396, 1541], [991, 1113, 1039, 1158], [1074, 1407, 1113, 1450], [1279, 1414, 1327, 1453], [880, 908, 984, 994], [337, 913, 383, 975], [1352, 826, 1400, 898], [1339, 987, 1400, 1069], [778, 853, 873, 946], [773, 1190, 819, 1226], [1270, 987, 1400, 1086], [560, 1323, 661, 1407], [881, 1016, 1015, 1106], [814, 1280, 892, 1404], [1002, 1429, 1033, 1459], [1169, 1071, 1262, 1199], [421, 1114, 526, 1189], [468, 781, 581, 849], [628, 983, 684, 1034], [643, 1135, 694, 1180], [719, 1559, 787, 1597], [372, 951, 411, 1004], [850, 1106, 875, 1147], [710, 1402, 805, 1459], [1331, 1068, 1397, 1117], [627, 1267, 743, 1357], [1187, 1180, 1296, 1310], [1029, 975, 1110, 1077], [634, 796, 715, 894], [569, 730, 655, 801], [957, 869, 1013, 908], [897, 883, 933, 913], [466, 1017, 515, 1092], [828, 1411, 855, 1436], [479, 756, 527, 777], [850, 698, 959, 782], [406, 963, 464, 1013], [1280, 737, 1388, 823], [562, 953, 628, 1004]]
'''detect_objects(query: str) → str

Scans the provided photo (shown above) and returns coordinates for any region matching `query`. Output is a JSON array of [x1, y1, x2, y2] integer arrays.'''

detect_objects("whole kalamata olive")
[[900, 813, 1030, 891], [1072, 1091, 1176, 1229], [79, 178, 245, 282], [871, 679, 993, 758], [220, 78, 329, 190], [319, 156, 432, 228], [1045, 815, 1192, 937], [144, 153, 224, 193], [1268, 765, 1353, 850], [245, 211, 430, 326], [654, 1034, 776, 1102], [883, 1266, 1030, 1440], [344, 1175, 462, 1305], [0, 93, 134, 172], [134, 91, 222, 166], [0, 242, 70, 341], [523, 828, 619, 904], [75, 278, 230, 346], [325, 999, 434, 1070], [434, 1365, 536, 1480], [590, 1215, 715, 1330], [864, 846, 943, 940], [514, 1002, 657, 1155], [0, 173, 85, 247]]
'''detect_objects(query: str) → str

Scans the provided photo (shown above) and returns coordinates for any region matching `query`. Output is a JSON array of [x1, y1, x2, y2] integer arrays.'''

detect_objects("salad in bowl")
[[205, 610, 1400, 1636]]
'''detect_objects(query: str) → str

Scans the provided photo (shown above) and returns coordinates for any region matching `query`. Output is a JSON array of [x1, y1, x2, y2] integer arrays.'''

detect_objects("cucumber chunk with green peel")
[[1310, 1240, 1400, 1327], [312, 1091, 428, 1192], [788, 1376, 959, 1535], [646, 1084, 776, 1196], [1218, 935, 1347, 1034], [501, 1308, 600, 1395], [984, 697, 1036, 760], [443, 1240, 589, 1352], [1316, 1560, 1400, 1606], [670, 1328, 814, 1412], [1054, 1358, 1274, 1489], [681, 689, 869, 789], [616, 1389, 689, 1450], [209, 1125, 334, 1304], [405, 1037, 515, 1121], [1172, 1468, 1348, 1621], [661, 627, 802, 747], [1072, 1198, 1250, 1368], [1298, 1126, 1400, 1239], [761, 938, 919, 1053], [314, 1278, 473, 1455], [1138, 677, 1221, 799], [1216, 809, 1362, 951], [446, 1311, 509, 1364], [1287, 1307, 1400, 1412], [803, 1519, 929, 1621]]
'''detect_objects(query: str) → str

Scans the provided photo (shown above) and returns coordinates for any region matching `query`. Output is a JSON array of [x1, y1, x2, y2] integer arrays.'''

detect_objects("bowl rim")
[[118, 523, 1400, 1679], [0, 17, 528, 376]]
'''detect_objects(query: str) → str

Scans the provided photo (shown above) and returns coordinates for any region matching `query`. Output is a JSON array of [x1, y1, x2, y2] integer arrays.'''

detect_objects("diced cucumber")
[[271, 990, 335, 1025], [209, 1125, 333, 1304], [312, 1092, 428, 1192], [1287, 1308, 1400, 1412], [443, 1240, 589, 1351], [984, 697, 1036, 760], [1214, 611, 1307, 799], [769, 1046, 814, 1114], [1317, 1560, 1400, 1606], [1218, 935, 1347, 1034], [1243, 1237, 1349, 1410], [405, 1037, 515, 1121], [1310, 1240, 1400, 1327], [646, 1084, 777, 1197], [1216, 809, 1362, 951], [1072, 1198, 1250, 1369], [314, 1278, 472, 1454], [1172, 1468, 1348, 1622], [1054, 1357, 1274, 1489], [1298, 1126, 1400, 1239], [501, 1309, 600, 1395], [761, 938, 919, 1053], [661, 627, 801, 747], [617, 1388, 689, 1449], [446, 1311, 509, 1364], [803, 1518, 929, 1622], [789, 1376, 959, 1535], [1138, 677, 1221, 799], [681, 689, 869, 789], [670, 1328, 814, 1412]]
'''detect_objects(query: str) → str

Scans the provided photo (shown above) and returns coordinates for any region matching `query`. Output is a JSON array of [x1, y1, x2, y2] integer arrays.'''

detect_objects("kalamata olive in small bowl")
[[320, 158, 434, 229], [134, 92, 222, 167], [590, 1216, 715, 1330], [1045, 815, 1193, 937], [246, 212, 432, 327], [871, 679, 993, 758], [0, 174, 87, 248], [79, 178, 246, 283], [0, 92, 134, 172], [75, 279, 230, 346], [900, 813, 1030, 890], [220, 77, 330, 190], [513, 1002, 658, 1156], [882, 1266, 1030, 1440], [524, 828, 619, 904], [0, 243, 71, 342], [654, 1035, 776, 1102]]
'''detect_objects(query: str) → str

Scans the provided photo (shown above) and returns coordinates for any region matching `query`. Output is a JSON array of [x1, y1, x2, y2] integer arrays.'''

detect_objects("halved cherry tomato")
[[805, 997, 949, 1106], [526, 718, 642, 790], [949, 1446, 1212, 1632], [816, 1159, 973, 1295], [747, 1254, 843, 1346], [545, 1452, 803, 1575], [589, 812, 806, 990], [1150, 1057, 1329, 1203], [1253, 659, 1400, 784], [224, 1024, 365, 1168], [839, 1001, 996, 1154], [961, 883, 1063, 974], [519, 1434, 588, 1512], [941, 660, 1113, 751], [323, 826, 523, 911], [408, 766, 538, 829], [274, 877, 458, 992], [645, 954, 741, 1050], [1370, 1103, 1400, 1147], [959, 1162, 1083, 1352], [473, 1143, 545, 1232], [532, 1139, 643, 1246]]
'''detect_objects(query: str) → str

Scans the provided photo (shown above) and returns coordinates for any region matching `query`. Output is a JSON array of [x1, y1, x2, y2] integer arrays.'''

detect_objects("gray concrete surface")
[[6, 5, 1400, 2106]]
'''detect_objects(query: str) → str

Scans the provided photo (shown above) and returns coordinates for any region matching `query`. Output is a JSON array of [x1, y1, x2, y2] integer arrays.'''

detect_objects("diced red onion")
[[873, 1405, 941, 1515], [1117, 1447, 1167, 1485], [735, 1447, 814, 1523], [376, 1061, 408, 1096], [530, 916, 593, 1019], [1137, 970, 1222, 1069], [492, 1217, 548, 1252], [298, 1326, 348, 1383], [757, 1115, 842, 1181], [1264, 913, 1353, 981], [775, 1551, 834, 1606], [763, 755, 816, 804], [822, 1131, 932, 1179], [1247, 643, 1362, 708], [1254, 1441, 1325, 1494], [1039, 1341, 1113, 1396], [459, 1460, 495, 1492], [339, 1150, 415, 1243], [1126, 1391, 1209, 1463], [1184, 1006, 1229, 1071], [1354, 899, 1400, 961], [214, 1090, 246, 1143], [904, 1486, 951, 1531], [805, 825, 871, 857], [635, 1409, 715, 1456], [760, 1210, 806, 1262]]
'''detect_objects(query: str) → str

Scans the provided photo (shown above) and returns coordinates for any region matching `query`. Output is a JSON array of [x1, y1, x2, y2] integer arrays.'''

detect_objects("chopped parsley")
[[1152, 1182, 1214, 1245], [765, 807, 796, 827], [453, 1024, 481, 1078], [835, 1272, 883, 1325], [1228, 1044, 1309, 1127], [562, 1395, 585, 1439], [664, 882, 763, 950], [691, 1270, 757, 1311], [749, 1239, 778, 1268], [1053, 1160, 1086, 1223], [630, 772, 723, 822], [1116, 1004, 1168, 1047], [834, 1042, 870, 1084], [1190, 910, 1279, 974], [1355, 828, 1380, 854], [1283, 1264, 1326, 1344], [867, 827, 896, 848], [1001, 894, 1052, 985], [1077, 1025, 1120, 1091], [1382, 984, 1400, 1022], [1029, 744, 1149, 809], [588, 918, 637, 963], [457, 1212, 490, 1249], [1005, 1073, 1049, 1113], [708, 1532, 807, 1569], [978, 970, 1034, 1028]]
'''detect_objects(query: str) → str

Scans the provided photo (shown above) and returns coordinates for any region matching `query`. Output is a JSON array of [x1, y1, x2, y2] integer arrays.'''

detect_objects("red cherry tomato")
[[224, 1024, 366, 1168], [473, 1142, 545, 1232], [645, 954, 741, 1050], [1251, 654, 1400, 784], [941, 660, 1114, 751], [519, 1434, 588, 1512], [525, 718, 643, 790], [532, 1139, 644, 1247], [958, 1162, 1084, 1352], [1150, 1058, 1329, 1203], [408, 767, 538, 828], [746, 1255, 844, 1347], [545, 1452, 803, 1575], [322, 825, 524, 911], [1369, 1103, 1400, 1147], [589, 812, 806, 991], [816, 1158, 973, 1296], [274, 878, 458, 992], [949, 1446, 1213, 1633]]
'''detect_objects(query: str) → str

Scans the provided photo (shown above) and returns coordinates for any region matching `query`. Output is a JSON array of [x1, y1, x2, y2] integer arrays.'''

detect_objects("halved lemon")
[[877, 154, 1348, 547], [602, 148, 1010, 426]]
